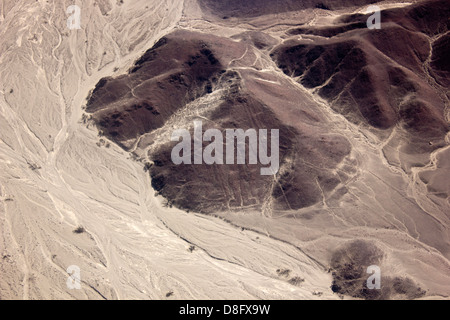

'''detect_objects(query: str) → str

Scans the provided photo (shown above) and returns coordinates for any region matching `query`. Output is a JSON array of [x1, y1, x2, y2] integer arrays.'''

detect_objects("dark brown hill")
[[86, 34, 224, 149], [86, 1, 448, 212], [86, 30, 352, 214], [198, 0, 379, 18], [272, 0, 449, 160]]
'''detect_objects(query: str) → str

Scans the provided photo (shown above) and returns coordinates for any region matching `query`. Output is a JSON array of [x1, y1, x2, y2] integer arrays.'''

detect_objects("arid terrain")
[[0, 0, 449, 300]]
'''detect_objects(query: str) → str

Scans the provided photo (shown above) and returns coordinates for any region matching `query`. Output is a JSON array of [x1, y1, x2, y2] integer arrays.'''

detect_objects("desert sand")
[[0, 0, 448, 300]]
